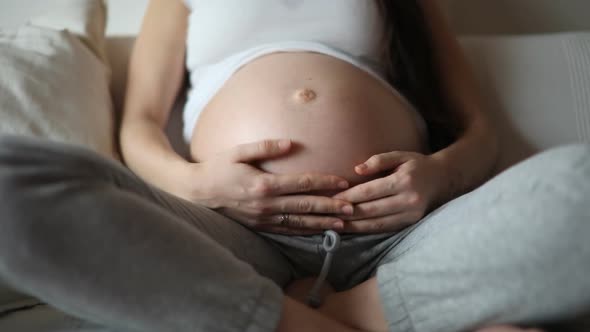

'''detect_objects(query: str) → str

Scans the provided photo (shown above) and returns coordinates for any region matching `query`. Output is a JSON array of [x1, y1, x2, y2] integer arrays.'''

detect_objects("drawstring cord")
[[306, 230, 341, 308]]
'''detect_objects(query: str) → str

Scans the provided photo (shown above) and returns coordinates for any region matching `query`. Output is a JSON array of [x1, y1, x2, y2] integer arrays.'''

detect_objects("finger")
[[228, 139, 292, 163], [341, 213, 418, 234], [237, 196, 353, 218], [224, 209, 343, 232], [258, 214, 345, 230], [338, 194, 410, 220], [332, 176, 399, 203], [355, 151, 411, 175], [274, 195, 354, 215], [258, 173, 349, 196], [255, 226, 322, 236]]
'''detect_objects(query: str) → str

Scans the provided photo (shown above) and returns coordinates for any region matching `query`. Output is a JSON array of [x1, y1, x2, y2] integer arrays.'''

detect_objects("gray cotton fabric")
[[0, 134, 589, 332]]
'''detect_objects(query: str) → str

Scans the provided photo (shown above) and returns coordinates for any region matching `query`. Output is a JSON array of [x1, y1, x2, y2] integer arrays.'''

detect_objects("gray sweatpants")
[[0, 134, 589, 332]]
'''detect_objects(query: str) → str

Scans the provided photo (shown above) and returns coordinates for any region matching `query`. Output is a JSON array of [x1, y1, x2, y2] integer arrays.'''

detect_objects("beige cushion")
[[0, 0, 113, 311], [0, 302, 105, 332], [459, 33, 590, 173], [0, 27, 114, 157]]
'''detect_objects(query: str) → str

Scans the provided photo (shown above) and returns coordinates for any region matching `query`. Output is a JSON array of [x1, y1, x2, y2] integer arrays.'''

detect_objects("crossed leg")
[[291, 144, 590, 332], [1, 135, 588, 332]]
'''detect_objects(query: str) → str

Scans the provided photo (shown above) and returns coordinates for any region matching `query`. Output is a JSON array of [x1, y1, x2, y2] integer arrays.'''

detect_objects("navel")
[[293, 88, 317, 103]]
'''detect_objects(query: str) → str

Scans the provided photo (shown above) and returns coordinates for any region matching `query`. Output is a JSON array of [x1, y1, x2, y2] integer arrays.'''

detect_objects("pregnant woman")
[[0, 0, 589, 332]]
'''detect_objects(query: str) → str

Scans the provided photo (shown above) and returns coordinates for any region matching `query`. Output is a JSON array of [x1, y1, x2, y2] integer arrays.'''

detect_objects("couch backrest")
[[440, 0, 590, 35], [104, 0, 590, 37]]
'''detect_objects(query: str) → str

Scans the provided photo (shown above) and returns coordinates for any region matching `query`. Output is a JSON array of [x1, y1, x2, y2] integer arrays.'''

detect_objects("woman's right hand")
[[181, 139, 354, 234]]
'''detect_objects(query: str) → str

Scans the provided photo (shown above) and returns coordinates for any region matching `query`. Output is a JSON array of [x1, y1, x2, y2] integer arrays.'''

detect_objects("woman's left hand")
[[332, 151, 449, 233]]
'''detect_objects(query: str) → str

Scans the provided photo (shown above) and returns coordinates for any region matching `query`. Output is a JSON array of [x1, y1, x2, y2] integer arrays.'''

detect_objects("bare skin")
[[285, 277, 387, 332], [277, 297, 363, 332], [319, 278, 388, 332], [293, 88, 318, 103]]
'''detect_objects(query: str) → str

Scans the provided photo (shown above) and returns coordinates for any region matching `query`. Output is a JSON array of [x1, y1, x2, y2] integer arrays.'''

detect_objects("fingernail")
[[338, 181, 349, 189], [356, 164, 368, 172], [332, 221, 344, 229], [341, 205, 354, 215], [278, 140, 291, 149]]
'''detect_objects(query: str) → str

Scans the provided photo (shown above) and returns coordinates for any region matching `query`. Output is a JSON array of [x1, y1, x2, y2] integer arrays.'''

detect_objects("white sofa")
[[1, 0, 589, 331]]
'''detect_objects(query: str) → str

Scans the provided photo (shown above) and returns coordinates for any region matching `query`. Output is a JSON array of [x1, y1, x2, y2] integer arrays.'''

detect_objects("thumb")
[[355, 151, 410, 175], [228, 139, 292, 163]]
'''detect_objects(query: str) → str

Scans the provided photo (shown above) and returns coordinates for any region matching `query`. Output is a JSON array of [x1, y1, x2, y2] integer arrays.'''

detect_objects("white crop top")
[[181, 0, 426, 143]]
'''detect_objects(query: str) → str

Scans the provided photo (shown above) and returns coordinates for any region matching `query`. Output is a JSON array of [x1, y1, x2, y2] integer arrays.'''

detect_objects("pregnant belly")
[[190, 52, 427, 192]]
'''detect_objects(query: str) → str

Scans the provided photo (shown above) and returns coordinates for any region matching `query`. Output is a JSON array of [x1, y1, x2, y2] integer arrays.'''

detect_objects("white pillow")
[[0, 0, 113, 312], [459, 32, 590, 173], [29, 0, 108, 62], [0, 29, 114, 159]]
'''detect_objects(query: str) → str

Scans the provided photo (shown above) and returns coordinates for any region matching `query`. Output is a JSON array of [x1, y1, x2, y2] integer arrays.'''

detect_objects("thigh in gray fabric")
[[373, 144, 590, 332], [0, 134, 291, 332]]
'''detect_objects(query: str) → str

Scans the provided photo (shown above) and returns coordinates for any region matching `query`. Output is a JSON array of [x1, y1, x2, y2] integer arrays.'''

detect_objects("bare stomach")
[[190, 52, 426, 192]]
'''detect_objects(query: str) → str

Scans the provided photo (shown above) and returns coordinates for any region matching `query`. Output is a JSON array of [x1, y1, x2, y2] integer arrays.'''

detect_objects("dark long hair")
[[376, 0, 460, 152]]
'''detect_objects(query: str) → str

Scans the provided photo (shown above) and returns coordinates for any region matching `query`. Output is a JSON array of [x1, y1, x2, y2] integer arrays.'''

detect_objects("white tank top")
[[181, 0, 426, 143]]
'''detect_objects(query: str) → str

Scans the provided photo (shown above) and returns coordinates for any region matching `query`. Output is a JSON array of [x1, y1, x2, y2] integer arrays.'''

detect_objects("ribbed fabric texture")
[[565, 34, 590, 142]]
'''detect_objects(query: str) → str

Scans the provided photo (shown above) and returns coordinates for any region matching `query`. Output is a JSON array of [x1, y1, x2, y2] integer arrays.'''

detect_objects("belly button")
[[293, 88, 317, 103]]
